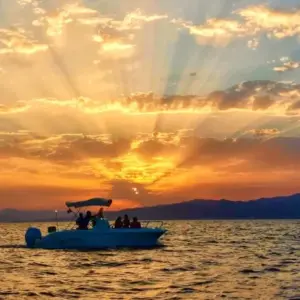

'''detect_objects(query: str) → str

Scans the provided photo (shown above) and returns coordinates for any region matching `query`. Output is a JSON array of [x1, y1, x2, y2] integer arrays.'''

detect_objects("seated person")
[[123, 214, 130, 228], [114, 216, 123, 228], [130, 217, 141, 229]]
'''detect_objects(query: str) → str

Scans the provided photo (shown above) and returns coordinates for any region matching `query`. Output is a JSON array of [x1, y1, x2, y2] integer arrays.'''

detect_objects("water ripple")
[[0, 220, 299, 299]]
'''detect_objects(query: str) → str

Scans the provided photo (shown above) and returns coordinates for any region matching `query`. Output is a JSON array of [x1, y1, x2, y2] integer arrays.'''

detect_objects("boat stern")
[[25, 227, 42, 248]]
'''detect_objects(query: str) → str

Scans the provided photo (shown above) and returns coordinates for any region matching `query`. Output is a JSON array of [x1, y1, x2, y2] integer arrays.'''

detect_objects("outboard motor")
[[25, 227, 42, 248]]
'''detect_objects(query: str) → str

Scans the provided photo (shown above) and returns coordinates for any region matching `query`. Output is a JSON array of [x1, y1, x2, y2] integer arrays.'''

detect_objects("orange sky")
[[1, 0, 300, 210]]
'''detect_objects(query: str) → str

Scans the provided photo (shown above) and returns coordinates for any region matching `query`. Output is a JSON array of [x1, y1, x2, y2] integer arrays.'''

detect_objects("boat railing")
[[143, 220, 164, 228]]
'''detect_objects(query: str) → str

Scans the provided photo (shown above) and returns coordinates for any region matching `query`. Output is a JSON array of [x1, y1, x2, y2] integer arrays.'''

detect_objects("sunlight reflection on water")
[[0, 220, 299, 299]]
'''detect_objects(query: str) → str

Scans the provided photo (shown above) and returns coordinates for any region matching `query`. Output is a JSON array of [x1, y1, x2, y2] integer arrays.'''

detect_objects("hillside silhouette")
[[1, 193, 300, 222]]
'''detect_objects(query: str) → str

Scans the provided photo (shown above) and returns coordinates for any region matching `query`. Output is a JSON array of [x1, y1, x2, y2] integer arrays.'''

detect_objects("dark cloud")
[[206, 81, 299, 111], [108, 180, 146, 199], [178, 136, 300, 169], [0, 142, 26, 159], [0, 130, 45, 158], [252, 95, 273, 110], [287, 100, 300, 112], [207, 90, 248, 110], [118, 80, 300, 114], [131, 135, 300, 183]]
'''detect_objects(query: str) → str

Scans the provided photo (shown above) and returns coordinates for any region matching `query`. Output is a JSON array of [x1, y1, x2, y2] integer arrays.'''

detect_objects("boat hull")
[[33, 228, 166, 250]]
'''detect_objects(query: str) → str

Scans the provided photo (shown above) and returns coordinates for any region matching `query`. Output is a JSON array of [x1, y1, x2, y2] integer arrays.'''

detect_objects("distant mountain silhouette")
[[1, 193, 300, 222]]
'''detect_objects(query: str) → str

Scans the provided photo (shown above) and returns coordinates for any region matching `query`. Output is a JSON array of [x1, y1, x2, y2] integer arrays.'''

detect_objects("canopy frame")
[[64, 198, 112, 230]]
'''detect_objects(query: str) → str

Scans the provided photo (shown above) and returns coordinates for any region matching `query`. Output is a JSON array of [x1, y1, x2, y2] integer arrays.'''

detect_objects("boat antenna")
[[55, 210, 59, 230]]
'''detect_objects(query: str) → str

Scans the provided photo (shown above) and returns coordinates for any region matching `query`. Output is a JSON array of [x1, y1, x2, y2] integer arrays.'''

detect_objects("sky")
[[1, 0, 300, 210]]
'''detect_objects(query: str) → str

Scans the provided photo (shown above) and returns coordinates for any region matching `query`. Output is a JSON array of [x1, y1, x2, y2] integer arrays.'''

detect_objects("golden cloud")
[[173, 4, 300, 47], [0, 131, 178, 186], [238, 5, 300, 39], [32, 9, 73, 36], [127, 9, 168, 22], [2, 130, 300, 185], [108, 9, 168, 31], [92, 30, 135, 58], [32, 2, 98, 36], [0, 28, 48, 55], [99, 42, 135, 59], [0, 101, 30, 114], [77, 17, 113, 26], [71, 7, 168, 29], [17, 0, 39, 7], [90, 9, 167, 58], [273, 58, 300, 72], [79, 8, 167, 30], [32, 3, 168, 39], [93, 30, 133, 44], [172, 18, 249, 46], [63, 2, 98, 15], [2, 128, 300, 208], [26, 3, 168, 63], [247, 128, 280, 138]]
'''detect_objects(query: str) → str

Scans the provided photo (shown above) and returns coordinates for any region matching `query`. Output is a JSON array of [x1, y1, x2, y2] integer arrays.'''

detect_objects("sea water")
[[0, 220, 299, 299]]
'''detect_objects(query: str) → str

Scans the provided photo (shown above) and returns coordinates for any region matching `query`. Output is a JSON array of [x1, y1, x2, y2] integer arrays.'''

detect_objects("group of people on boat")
[[114, 215, 141, 229], [75, 210, 141, 230], [76, 211, 94, 230], [76, 208, 104, 230]]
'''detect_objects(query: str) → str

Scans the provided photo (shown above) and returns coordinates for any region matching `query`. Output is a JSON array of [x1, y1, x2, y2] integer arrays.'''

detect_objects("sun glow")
[[111, 153, 176, 184], [0, 0, 300, 209]]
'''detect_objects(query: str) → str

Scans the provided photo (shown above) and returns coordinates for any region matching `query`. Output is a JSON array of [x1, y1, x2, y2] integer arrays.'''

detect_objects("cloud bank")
[[2, 80, 300, 116]]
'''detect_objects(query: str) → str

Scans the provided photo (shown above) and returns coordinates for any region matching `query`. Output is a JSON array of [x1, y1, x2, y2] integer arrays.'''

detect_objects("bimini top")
[[66, 198, 112, 208]]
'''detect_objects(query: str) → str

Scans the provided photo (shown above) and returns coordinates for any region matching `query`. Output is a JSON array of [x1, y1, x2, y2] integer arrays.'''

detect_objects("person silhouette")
[[130, 217, 141, 228], [114, 216, 123, 228], [76, 213, 84, 230], [123, 214, 130, 228]]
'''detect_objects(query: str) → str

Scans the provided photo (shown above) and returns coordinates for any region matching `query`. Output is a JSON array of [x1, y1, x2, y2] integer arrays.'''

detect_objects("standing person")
[[123, 214, 130, 228], [97, 207, 104, 219], [91, 208, 104, 227], [76, 213, 84, 230], [80, 211, 92, 229]]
